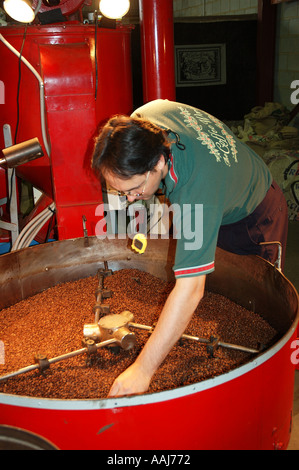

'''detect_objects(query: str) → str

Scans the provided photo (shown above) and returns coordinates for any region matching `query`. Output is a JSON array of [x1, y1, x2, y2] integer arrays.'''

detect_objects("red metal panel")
[[40, 42, 94, 96], [95, 27, 134, 120], [39, 40, 99, 240]]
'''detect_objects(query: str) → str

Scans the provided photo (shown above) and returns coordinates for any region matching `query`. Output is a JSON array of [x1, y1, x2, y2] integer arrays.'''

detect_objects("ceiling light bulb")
[[99, 0, 130, 19], [4, 0, 35, 23]]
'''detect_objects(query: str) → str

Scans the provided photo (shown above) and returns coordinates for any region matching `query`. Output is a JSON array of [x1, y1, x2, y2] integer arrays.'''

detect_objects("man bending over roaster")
[[92, 99, 288, 397]]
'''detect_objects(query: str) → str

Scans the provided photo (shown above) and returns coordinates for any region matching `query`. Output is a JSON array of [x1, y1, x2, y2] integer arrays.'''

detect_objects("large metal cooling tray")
[[0, 262, 260, 383]]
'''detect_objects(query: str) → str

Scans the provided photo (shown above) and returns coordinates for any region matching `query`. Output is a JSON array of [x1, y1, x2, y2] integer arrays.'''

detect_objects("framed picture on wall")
[[175, 44, 227, 87]]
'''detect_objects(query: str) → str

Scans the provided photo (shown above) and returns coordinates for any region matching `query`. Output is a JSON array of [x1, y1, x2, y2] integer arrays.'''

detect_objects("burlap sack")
[[265, 150, 299, 221]]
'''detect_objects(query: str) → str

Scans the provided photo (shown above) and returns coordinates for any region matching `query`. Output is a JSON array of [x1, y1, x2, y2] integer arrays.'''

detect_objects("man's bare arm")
[[108, 274, 206, 397]]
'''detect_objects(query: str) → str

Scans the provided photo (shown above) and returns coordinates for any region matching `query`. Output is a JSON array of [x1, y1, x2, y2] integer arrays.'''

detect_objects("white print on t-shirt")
[[178, 106, 238, 167]]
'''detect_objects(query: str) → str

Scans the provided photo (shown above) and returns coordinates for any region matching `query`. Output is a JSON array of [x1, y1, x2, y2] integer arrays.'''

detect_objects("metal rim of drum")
[[0, 425, 58, 450]]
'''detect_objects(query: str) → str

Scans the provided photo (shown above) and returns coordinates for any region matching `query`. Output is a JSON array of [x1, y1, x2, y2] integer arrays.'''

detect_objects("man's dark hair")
[[92, 115, 171, 179]]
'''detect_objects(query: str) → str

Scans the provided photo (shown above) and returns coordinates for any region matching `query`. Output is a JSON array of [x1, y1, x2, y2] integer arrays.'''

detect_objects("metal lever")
[[259, 241, 282, 271], [129, 322, 260, 356], [0, 338, 117, 383], [93, 264, 113, 323]]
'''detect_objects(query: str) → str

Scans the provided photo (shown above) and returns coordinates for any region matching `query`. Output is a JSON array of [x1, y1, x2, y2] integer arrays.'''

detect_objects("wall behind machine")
[[131, 19, 257, 121]]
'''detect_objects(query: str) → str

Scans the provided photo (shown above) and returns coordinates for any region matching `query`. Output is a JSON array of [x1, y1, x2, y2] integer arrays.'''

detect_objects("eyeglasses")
[[104, 171, 150, 198]]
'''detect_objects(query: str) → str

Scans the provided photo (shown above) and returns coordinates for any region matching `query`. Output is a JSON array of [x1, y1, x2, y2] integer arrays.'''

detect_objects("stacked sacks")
[[231, 103, 299, 221]]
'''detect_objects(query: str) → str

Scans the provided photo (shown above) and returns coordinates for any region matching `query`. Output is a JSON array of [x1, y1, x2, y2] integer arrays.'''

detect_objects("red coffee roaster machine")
[[0, 0, 134, 247]]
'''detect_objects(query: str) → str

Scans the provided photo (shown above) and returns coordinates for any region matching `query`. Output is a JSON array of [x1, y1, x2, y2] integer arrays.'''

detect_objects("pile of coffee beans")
[[0, 269, 277, 399]]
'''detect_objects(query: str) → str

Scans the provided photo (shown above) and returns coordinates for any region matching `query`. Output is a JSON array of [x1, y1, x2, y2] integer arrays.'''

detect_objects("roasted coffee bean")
[[0, 269, 277, 399]]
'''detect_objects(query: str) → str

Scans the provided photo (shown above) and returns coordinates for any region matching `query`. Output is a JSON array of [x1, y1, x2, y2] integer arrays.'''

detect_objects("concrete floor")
[[284, 221, 299, 451]]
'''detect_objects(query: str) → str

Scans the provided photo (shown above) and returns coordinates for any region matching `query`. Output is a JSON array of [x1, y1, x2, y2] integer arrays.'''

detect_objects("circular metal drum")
[[0, 238, 298, 450], [0, 425, 58, 450]]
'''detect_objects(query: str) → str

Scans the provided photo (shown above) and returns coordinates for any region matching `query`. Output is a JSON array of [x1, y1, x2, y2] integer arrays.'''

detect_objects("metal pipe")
[[259, 241, 282, 271], [129, 322, 259, 355], [0, 339, 116, 383], [139, 0, 176, 103], [11, 202, 55, 251], [94, 265, 112, 323], [1, 138, 44, 169], [0, 33, 51, 156]]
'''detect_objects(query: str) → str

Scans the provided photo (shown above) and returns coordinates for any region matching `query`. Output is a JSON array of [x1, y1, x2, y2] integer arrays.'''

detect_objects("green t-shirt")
[[132, 100, 272, 278]]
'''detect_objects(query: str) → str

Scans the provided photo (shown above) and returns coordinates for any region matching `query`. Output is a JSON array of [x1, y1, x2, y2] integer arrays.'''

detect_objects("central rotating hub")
[[83, 311, 136, 351], [99, 314, 136, 351]]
